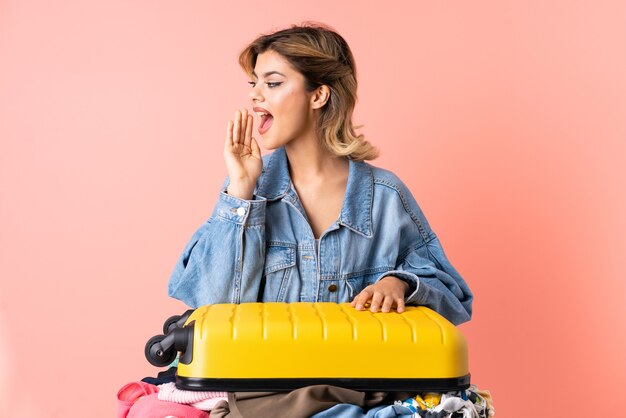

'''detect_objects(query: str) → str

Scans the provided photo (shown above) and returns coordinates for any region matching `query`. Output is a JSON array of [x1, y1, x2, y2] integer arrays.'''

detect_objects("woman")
[[168, 23, 472, 325]]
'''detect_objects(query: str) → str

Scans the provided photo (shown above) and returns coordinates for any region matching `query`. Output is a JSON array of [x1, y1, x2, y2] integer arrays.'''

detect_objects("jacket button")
[[328, 284, 337, 292]]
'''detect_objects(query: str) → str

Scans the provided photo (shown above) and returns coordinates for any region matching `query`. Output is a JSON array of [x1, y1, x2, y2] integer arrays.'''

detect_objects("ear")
[[310, 85, 330, 109]]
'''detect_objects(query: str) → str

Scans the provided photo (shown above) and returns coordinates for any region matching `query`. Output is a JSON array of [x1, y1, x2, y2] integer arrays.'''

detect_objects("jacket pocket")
[[261, 242, 296, 302]]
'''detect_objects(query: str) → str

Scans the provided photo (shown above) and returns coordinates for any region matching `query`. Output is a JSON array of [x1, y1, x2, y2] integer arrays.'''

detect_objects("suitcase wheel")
[[145, 334, 177, 367]]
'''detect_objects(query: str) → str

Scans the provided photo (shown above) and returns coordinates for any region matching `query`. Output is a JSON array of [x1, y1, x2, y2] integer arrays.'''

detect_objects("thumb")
[[251, 137, 261, 158]]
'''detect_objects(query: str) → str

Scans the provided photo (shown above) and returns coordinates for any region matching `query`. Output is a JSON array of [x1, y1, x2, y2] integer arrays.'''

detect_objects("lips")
[[253, 107, 273, 135]]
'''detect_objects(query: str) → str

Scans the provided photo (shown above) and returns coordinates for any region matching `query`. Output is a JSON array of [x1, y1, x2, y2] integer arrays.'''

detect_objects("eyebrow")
[[251, 70, 287, 78]]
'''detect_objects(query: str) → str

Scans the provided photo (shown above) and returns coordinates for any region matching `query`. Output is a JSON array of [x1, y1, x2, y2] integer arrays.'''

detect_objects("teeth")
[[255, 111, 271, 117]]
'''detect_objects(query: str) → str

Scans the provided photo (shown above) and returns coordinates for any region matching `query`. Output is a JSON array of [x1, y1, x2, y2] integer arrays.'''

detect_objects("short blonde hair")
[[239, 22, 378, 161]]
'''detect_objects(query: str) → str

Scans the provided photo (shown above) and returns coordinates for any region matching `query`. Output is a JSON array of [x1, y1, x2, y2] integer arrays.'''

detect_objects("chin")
[[260, 133, 289, 150], [260, 136, 277, 150]]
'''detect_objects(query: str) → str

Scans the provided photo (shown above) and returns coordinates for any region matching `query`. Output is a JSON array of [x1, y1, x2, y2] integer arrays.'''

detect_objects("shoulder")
[[364, 162, 434, 237], [365, 162, 414, 199]]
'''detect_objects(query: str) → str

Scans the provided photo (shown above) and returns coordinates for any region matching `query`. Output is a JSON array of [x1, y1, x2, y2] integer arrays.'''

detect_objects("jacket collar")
[[256, 147, 373, 237]]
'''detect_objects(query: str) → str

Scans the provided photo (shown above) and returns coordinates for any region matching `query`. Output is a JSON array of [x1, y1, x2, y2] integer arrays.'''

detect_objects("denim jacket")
[[168, 147, 473, 325]]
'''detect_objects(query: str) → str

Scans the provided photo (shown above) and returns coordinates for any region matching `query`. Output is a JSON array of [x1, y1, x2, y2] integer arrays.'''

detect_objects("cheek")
[[277, 87, 308, 112], [274, 89, 295, 111], [269, 88, 311, 135]]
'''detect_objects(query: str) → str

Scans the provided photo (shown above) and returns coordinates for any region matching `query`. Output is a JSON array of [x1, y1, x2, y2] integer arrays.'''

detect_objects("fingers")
[[395, 297, 406, 313], [240, 108, 250, 145], [244, 113, 253, 147], [229, 109, 253, 147], [352, 290, 403, 313], [378, 295, 393, 313], [251, 136, 261, 158], [350, 278, 408, 313], [351, 289, 372, 310], [232, 110, 241, 144], [369, 292, 384, 313], [225, 120, 234, 150]]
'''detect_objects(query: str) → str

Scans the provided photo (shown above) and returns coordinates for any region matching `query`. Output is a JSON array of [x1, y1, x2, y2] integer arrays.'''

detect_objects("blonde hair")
[[239, 22, 378, 161]]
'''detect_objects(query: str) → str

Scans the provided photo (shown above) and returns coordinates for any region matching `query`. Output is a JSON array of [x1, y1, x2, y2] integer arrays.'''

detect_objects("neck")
[[285, 139, 348, 184]]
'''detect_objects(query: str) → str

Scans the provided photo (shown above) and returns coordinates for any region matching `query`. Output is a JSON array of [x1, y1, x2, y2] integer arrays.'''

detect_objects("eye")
[[266, 82, 282, 88], [248, 81, 256, 87]]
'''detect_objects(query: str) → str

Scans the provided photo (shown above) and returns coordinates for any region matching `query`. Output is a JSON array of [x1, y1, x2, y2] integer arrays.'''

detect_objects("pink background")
[[1, 1, 625, 417]]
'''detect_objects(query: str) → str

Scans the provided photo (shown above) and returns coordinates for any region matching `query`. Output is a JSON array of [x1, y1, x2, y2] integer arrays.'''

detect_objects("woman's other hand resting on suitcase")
[[350, 276, 410, 313]]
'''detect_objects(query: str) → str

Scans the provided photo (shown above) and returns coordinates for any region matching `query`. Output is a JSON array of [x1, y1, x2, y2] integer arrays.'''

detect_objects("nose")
[[248, 82, 263, 103]]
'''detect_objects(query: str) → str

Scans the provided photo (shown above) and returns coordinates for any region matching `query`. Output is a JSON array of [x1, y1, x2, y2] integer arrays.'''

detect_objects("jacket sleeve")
[[167, 186, 267, 308], [374, 182, 473, 326]]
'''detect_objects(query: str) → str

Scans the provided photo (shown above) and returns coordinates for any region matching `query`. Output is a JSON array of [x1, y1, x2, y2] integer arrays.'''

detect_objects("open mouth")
[[256, 111, 274, 135]]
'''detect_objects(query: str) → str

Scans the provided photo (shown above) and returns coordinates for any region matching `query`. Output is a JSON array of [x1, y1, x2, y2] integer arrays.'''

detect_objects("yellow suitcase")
[[145, 302, 470, 392]]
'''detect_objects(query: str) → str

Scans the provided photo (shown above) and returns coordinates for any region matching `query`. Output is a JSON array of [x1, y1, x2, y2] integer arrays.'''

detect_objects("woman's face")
[[248, 50, 316, 149]]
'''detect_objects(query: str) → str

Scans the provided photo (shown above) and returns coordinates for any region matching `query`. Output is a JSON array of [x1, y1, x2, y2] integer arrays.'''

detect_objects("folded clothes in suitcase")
[[145, 302, 470, 392]]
